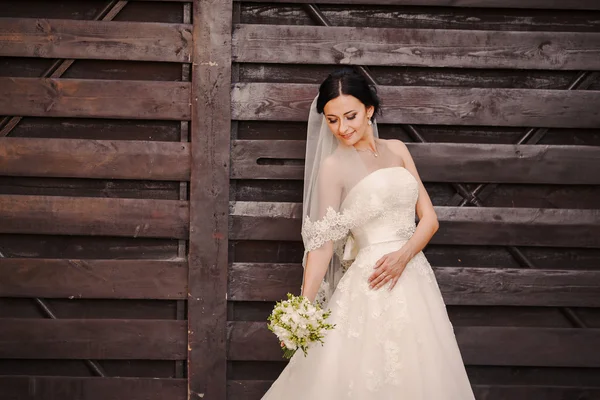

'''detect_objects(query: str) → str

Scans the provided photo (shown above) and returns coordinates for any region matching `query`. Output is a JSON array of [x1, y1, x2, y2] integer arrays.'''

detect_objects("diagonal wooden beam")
[[0, 0, 130, 378], [441, 70, 598, 328], [0, 250, 108, 376], [449, 70, 600, 208], [0, 0, 129, 137]]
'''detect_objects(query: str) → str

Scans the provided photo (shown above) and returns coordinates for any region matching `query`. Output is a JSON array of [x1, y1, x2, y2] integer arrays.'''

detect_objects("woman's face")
[[323, 94, 374, 146]]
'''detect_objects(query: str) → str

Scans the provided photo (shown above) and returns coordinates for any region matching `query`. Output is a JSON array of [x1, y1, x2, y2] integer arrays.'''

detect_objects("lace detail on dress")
[[300, 167, 423, 307], [301, 190, 390, 253]]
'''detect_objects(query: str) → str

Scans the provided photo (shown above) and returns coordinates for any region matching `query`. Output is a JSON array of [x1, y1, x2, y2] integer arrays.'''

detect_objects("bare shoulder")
[[379, 138, 411, 158], [381, 138, 407, 151], [318, 153, 342, 180]]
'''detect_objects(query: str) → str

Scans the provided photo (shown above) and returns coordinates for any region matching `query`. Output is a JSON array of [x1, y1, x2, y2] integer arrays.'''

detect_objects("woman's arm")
[[301, 243, 334, 303], [300, 157, 342, 302], [394, 139, 439, 259], [368, 139, 439, 290]]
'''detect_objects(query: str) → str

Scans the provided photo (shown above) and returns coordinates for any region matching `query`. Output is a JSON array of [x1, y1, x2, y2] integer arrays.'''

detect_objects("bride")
[[262, 68, 475, 399]]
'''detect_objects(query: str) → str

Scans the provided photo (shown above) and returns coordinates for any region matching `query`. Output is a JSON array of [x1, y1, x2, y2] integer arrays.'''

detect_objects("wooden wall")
[[227, 1, 600, 399], [1, 1, 600, 399], [0, 1, 201, 399]]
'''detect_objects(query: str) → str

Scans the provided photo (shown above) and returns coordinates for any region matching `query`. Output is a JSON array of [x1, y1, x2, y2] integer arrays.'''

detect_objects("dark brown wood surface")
[[0, 195, 189, 238], [0, 319, 187, 359], [187, 0, 233, 398], [0, 18, 192, 62], [0, 376, 187, 400], [228, 322, 600, 367], [230, 201, 600, 248], [234, 24, 600, 70], [0, 259, 187, 299], [0, 78, 191, 120], [231, 140, 600, 184], [239, 4, 600, 32], [232, 83, 600, 127], [1, 0, 598, 397], [233, 0, 600, 10], [0, 138, 190, 181], [229, 263, 600, 307]]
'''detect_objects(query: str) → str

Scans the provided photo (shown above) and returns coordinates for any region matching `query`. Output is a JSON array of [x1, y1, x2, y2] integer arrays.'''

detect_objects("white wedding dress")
[[262, 166, 475, 399]]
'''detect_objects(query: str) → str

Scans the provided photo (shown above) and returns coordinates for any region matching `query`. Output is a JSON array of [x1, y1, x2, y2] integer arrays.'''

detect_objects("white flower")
[[267, 293, 335, 359]]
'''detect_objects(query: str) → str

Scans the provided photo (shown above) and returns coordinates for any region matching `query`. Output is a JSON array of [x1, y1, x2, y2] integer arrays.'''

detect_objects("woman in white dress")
[[262, 68, 475, 399]]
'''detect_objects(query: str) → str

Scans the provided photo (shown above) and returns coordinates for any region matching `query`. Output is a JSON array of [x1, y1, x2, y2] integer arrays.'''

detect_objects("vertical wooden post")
[[189, 0, 232, 398]]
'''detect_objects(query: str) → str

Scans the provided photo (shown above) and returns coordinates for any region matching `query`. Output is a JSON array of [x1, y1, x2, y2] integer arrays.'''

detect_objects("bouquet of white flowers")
[[267, 293, 335, 359]]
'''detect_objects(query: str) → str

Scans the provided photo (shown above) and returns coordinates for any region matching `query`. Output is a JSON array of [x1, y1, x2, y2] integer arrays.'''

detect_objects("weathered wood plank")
[[0, 259, 187, 299], [0, 376, 187, 400], [0, 118, 181, 141], [227, 380, 600, 400], [231, 140, 600, 184], [240, 5, 600, 32], [0, 234, 178, 260], [0, 18, 192, 62], [0, 177, 181, 200], [0, 319, 187, 359], [233, 0, 600, 10], [234, 25, 600, 70], [228, 263, 600, 307], [231, 83, 600, 128], [228, 322, 600, 367], [230, 202, 600, 248], [0, 195, 188, 239], [0, 78, 191, 120], [238, 65, 583, 90], [0, 138, 190, 181], [188, 0, 232, 398]]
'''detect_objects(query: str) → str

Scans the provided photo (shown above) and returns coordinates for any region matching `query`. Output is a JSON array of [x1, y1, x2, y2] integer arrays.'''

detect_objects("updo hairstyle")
[[316, 68, 381, 122]]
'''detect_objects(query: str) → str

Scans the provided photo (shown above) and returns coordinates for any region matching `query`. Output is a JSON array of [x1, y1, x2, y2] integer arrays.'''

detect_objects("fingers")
[[369, 269, 391, 289], [368, 266, 386, 285], [388, 275, 400, 291], [373, 256, 387, 269]]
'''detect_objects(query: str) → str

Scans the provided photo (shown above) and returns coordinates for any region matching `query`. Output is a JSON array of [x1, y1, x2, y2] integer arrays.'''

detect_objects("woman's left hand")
[[368, 250, 410, 290]]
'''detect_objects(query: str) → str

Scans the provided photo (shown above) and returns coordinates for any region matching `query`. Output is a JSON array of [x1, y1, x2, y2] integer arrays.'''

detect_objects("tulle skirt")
[[262, 240, 476, 399]]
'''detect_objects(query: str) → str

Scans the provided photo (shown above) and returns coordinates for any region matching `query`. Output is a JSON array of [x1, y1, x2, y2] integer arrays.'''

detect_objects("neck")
[[353, 130, 377, 153]]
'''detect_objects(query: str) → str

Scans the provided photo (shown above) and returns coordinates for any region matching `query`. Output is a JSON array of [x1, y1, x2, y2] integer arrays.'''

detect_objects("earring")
[[368, 119, 372, 126]]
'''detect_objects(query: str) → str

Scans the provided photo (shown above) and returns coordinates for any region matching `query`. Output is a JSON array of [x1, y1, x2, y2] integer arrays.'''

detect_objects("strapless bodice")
[[341, 167, 418, 250]]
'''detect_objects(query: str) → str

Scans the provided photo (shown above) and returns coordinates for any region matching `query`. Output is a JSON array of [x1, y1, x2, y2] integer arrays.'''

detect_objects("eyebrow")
[[325, 110, 357, 118]]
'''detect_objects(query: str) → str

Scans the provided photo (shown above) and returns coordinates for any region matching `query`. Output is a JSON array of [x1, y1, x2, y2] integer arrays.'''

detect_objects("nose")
[[338, 120, 348, 135]]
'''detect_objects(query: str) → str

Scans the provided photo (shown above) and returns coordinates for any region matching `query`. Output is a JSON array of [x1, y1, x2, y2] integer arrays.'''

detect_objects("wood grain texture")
[[232, 83, 600, 128], [234, 24, 600, 70], [228, 263, 600, 307], [0, 259, 187, 299], [232, 0, 600, 10], [228, 322, 600, 367], [0, 319, 187, 359], [231, 140, 600, 184], [0, 18, 192, 62], [227, 380, 600, 400], [0, 78, 191, 120], [230, 201, 600, 248], [0, 195, 189, 238], [0, 138, 190, 181], [0, 376, 186, 400], [239, 5, 600, 32], [188, 0, 232, 398]]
